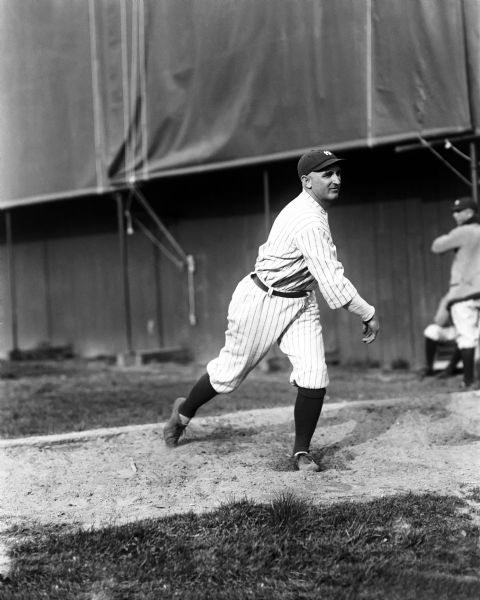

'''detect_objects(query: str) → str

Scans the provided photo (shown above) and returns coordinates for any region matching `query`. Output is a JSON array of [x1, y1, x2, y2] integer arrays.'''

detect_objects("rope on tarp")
[[87, 0, 106, 193], [120, 0, 133, 183], [366, 0, 373, 147], [138, 0, 149, 182], [119, 0, 149, 186], [129, 0, 138, 184]]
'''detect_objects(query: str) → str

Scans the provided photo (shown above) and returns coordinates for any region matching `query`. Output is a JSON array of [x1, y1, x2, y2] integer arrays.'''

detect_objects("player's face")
[[304, 166, 341, 208], [453, 208, 474, 226]]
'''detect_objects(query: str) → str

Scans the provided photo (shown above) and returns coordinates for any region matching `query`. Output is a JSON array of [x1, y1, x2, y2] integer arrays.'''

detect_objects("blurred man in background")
[[431, 197, 480, 389], [421, 291, 461, 379]]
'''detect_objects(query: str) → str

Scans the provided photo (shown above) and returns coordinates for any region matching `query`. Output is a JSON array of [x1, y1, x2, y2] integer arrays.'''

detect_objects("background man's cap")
[[451, 197, 478, 212], [297, 148, 344, 178]]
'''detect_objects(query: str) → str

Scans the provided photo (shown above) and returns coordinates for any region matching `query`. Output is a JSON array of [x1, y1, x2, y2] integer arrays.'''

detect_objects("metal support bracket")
[[121, 185, 197, 326], [395, 132, 480, 204]]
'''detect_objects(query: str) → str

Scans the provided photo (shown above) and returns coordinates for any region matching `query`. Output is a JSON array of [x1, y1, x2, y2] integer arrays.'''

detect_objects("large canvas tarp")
[[0, 0, 478, 208]]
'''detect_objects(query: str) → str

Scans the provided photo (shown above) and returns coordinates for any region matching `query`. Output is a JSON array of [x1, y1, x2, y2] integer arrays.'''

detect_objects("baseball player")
[[431, 196, 480, 389], [164, 148, 380, 471], [421, 292, 461, 378]]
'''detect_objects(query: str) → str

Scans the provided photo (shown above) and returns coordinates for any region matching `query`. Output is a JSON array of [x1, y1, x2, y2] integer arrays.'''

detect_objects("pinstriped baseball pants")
[[207, 274, 329, 393]]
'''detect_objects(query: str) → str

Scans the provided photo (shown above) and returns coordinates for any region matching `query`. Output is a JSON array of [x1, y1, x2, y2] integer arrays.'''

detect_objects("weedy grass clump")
[[2, 492, 479, 600]]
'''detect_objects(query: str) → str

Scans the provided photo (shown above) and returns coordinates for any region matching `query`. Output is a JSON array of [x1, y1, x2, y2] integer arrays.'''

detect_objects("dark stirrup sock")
[[424, 337, 437, 372], [180, 373, 218, 419], [445, 345, 462, 374], [293, 387, 326, 455], [460, 348, 476, 386]]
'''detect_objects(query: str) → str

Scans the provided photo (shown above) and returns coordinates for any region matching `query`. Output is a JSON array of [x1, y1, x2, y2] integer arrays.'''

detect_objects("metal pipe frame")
[[115, 192, 133, 355], [395, 132, 480, 153], [263, 169, 271, 238], [5, 210, 19, 352], [395, 134, 480, 195], [471, 142, 479, 205]]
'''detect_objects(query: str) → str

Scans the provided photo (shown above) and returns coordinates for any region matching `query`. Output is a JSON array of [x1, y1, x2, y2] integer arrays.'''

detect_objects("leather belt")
[[251, 273, 308, 298]]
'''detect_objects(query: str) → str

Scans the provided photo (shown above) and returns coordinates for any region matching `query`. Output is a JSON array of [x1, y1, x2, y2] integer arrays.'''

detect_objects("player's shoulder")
[[285, 191, 326, 218], [287, 198, 325, 230], [273, 191, 328, 239], [456, 223, 480, 239]]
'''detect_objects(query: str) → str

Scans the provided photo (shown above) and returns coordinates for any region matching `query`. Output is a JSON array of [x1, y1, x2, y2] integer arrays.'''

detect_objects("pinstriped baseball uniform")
[[207, 190, 360, 393]]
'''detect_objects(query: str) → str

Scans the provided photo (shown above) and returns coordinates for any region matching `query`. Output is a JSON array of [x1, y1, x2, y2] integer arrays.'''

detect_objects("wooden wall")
[[0, 146, 466, 368]]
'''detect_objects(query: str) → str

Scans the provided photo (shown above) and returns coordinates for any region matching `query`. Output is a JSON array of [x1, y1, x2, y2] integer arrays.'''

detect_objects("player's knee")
[[456, 340, 477, 351], [207, 374, 242, 394], [424, 324, 441, 341], [207, 362, 244, 394], [210, 382, 237, 394]]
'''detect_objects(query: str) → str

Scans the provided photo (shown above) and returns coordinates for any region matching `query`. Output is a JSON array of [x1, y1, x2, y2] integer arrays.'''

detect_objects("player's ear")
[[301, 174, 312, 189]]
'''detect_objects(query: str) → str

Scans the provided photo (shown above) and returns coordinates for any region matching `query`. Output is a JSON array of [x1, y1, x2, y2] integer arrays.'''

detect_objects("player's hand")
[[362, 314, 380, 344]]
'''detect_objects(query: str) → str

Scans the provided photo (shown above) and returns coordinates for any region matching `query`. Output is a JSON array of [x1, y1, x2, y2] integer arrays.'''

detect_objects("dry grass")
[[0, 359, 459, 439]]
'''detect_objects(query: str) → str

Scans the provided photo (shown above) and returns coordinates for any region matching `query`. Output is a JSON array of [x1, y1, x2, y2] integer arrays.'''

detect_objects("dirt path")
[[1, 391, 480, 534]]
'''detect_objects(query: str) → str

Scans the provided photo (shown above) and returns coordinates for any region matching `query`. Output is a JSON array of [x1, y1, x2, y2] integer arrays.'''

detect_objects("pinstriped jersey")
[[254, 190, 357, 309]]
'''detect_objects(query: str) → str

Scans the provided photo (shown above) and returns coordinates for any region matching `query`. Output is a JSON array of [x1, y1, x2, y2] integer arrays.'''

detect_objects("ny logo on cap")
[[324, 150, 332, 155]]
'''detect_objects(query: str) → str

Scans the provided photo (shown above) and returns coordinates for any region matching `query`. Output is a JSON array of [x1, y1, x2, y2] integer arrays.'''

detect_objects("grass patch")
[[2, 493, 479, 599], [0, 361, 456, 439]]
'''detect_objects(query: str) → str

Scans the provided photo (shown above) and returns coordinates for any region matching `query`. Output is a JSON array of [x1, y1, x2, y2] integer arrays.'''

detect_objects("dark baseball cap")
[[297, 148, 344, 178], [451, 197, 478, 212]]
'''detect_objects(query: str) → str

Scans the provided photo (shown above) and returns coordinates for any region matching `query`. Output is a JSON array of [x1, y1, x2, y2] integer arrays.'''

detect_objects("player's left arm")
[[361, 313, 380, 344], [343, 295, 380, 344], [296, 225, 357, 308], [296, 225, 380, 342], [431, 228, 463, 254]]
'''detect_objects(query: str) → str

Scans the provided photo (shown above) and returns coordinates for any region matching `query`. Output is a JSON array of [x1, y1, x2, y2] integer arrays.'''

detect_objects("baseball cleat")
[[418, 368, 435, 379], [163, 397, 187, 447], [294, 452, 320, 472], [436, 369, 455, 379]]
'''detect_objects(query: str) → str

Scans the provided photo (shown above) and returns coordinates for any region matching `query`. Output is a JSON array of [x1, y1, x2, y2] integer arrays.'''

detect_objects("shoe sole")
[[294, 453, 320, 472], [297, 462, 320, 472]]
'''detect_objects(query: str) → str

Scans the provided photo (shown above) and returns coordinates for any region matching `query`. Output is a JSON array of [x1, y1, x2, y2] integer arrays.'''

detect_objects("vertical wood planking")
[[369, 199, 413, 367], [126, 232, 160, 351], [0, 243, 12, 356], [13, 241, 49, 349], [0, 192, 467, 364], [405, 198, 429, 365], [329, 201, 380, 365], [47, 233, 126, 356]]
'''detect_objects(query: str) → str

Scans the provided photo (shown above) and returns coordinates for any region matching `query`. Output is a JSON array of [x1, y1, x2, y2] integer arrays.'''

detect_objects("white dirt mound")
[[1, 394, 479, 531]]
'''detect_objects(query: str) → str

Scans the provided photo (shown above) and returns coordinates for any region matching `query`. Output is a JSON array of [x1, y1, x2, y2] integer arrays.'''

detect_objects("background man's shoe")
[[459, 381, 477, 391], [294, 452, 320, 472], [419, 368, 435, 379], [437, 369, 454, 379], [163, 397, 187, 447]]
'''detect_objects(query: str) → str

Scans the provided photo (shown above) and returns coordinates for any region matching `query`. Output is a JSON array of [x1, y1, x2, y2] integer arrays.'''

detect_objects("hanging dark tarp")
[[0, 0, 478, 208]]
